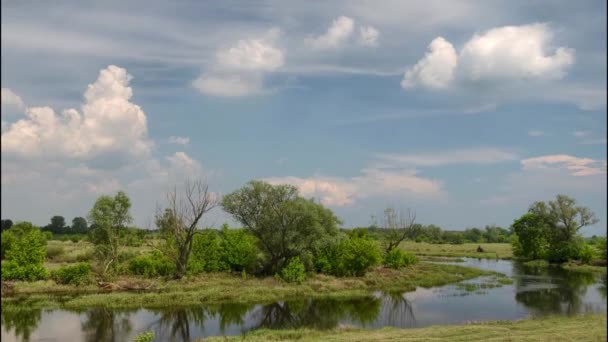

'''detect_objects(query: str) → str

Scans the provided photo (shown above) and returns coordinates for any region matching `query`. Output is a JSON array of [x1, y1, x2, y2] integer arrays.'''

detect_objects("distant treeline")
[[345, 224, 513, 244]]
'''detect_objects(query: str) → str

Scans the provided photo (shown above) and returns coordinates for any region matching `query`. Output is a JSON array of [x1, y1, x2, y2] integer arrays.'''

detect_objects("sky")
[[1, 0, 606, 236]]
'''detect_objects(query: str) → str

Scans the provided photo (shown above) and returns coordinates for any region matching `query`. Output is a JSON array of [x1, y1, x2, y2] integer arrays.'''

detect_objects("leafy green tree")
[[220, 225, 258, 272], [88, 191, 133, 274], [71, 217, 88, 234], [1, 219, 13, 231], [222, 180, 340, 275], [511, 213, 549, 260]]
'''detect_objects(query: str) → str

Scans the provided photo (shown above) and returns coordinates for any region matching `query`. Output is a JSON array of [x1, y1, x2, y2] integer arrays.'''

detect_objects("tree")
[[222, 180, 340, 275], [71, 217, 88, 234], [1, 222, 48, 281], [88, 191, 133, 274], [1, 219, 13, 231], [511, 213, 550, 260], [49, 215, 67, 233], [375, 207, 416, 253], [156, 179, 219, 279]]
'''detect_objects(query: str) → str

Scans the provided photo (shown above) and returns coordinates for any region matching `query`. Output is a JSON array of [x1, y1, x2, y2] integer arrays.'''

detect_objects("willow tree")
[[377, 207, 416, 253], [156, 179, 219, 279], [88, 191, 132, 274]]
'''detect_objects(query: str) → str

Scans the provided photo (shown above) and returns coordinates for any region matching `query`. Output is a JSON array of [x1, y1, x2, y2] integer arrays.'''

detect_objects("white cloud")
[[168, 136, 190, 145], [192, 73, 264, 97], [528, 130, 545, 137], [305, 16, 355, 49], [401, 37, 458, 89], [573, 130, 591, 138], [1, 88, 25, 110], [358, 25, 379, 47], [264, 168, 444, 207], [403, 23, 575, 90], [521, 154, 606, 177], [1, 65, 152, 164], [458, 23, 574, 82], [194, 29, 283, 97], [377, 147, 518, 167]]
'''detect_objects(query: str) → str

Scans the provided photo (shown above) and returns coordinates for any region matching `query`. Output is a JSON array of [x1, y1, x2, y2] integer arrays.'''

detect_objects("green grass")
[[2, 263, 495, 310], [200, 314, 607, 341], [399, 242, 513, 259]]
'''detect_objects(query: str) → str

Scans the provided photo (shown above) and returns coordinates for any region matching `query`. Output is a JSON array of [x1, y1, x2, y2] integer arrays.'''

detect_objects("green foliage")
[[280, 257, 306, 283], [579, 243, 595, 264], [511, 213, 549, 260], [547, 238, 583, 263], [383, 249, 417, 269], [189, 230, 228, 273], [1, 231, 16, 260], [133, 331, 155, 342], [314, 235, 381, 277], [52, 263, 93, 285], [88, 191, 133, 274], [1, 222, 48, 281], [128, 251, 175, 277], [222, 180, 341, 275], [220, 226, 258, 272]]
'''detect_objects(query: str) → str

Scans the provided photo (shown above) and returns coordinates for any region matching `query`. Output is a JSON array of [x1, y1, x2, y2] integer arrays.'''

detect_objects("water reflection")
[[2, 259, 606, 341], [513, 263, 600, 315]]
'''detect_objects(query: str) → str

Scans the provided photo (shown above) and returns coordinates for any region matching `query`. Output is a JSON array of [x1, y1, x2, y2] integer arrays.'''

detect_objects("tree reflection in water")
[[381, 291, 416, 327], [81, 308, 133, 342], [513, 262, 599, 315], [1, 305, 42, 342]]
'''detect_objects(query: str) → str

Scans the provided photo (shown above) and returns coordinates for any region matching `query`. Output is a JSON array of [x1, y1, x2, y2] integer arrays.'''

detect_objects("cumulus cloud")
[[402, 37, 458, 89], [377, 147, 517, 167], [1, 87, 25, 110], [264, 168, 444, 207], [194, 29, 284, 97], [1, 65, 152, 164], [521, 154, 606, 176], [358, 25, 379, 47], [168, 136, 190, 145], [403, 23, 575, 90], [305, 16, 355, 49]]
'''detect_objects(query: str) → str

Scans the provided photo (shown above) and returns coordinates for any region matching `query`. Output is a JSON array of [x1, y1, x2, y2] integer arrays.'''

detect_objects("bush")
[[2, 261, 48, 281], [315, 235, 381, 277], [1, 231, 16, 260], [383, 249, 417, 269], [133, 331, 155, 342], [220, 227, 258, 272], [76, 250, 95, 262], [579, 243, 595, 264], [52, 263, 93, 285], [189, 230, 228, 273], [280, 257, 306, 283], [128, 252, 175, 277], [46, 245, 65, 260], [547, 239, 583, 263], [1, 222, 48, 281]]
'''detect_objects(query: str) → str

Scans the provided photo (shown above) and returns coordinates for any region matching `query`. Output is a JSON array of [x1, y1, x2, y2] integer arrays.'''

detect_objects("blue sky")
[[1, 0, 606, 235]]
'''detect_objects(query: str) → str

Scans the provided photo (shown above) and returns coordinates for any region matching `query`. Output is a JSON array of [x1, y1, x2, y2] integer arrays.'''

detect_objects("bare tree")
[[378, 207, 416, 253], [156, 179, 219, 279]]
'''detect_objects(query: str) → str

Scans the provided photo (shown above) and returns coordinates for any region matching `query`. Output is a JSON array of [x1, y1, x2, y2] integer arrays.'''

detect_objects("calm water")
[[2, 259, 606, 342]]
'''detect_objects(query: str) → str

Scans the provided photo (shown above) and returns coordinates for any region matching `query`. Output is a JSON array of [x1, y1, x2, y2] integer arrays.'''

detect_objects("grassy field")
[[201, 314, 607, 342], [2, 263, 497, 310], [399, 241, 513, 259]]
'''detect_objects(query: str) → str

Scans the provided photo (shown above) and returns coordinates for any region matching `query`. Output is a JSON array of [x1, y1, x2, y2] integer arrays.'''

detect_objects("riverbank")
[[523, 260, 607, 274], [201, 314, 607, 341], [1, 263, 497, 310], [399, 242, 513, 259]]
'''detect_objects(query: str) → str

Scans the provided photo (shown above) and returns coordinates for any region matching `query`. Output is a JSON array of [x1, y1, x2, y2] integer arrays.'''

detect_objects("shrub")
[[220, 227, 258, 272], [1, 231, 16, 260], [383, 249, 417, 269], [133, 331, 154, 342], [547, 239, 583, 263], [189, 230, 228, 273], [128, 252, 175, 277], [1, 222, 48, 281], [579, 243, 595, 264], [52, 263, 93, 285], [280, 257, 305, 283], [46, 245, 65, 260], [76, 250, 95, 262], [2, 261, 48, 281], [314, 235, 381, 277]]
